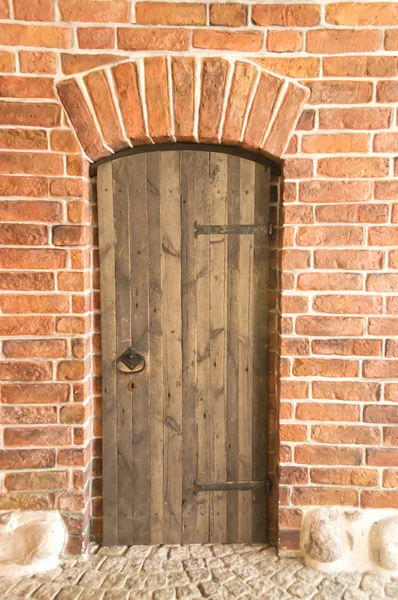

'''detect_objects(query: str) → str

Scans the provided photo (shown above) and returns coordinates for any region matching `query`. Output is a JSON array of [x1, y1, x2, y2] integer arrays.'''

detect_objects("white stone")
[[0, 510, 67, 578], [369, 516, 398, 571]]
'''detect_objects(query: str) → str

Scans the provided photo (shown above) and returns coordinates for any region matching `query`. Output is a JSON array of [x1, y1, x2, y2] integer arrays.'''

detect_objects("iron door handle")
[[116, 347, 146, 374]]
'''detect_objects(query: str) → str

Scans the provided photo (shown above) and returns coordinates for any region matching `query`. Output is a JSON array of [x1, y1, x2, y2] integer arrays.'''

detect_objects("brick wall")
[[0, 0, 397, 554]]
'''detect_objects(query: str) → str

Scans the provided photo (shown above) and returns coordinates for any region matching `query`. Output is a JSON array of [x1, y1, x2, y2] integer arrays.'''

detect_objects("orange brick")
[[255, 57, 320, 79], [323, 56, 398, 78], [112, 62, 149, 146], [367, 448, 398, 467], [4, 426, 70, 447], [296, 445, 361, 466], [61, 53, 121, 76], [252, 4, 320, 26], [0, 129, 47, 151], [3, 339, 66, 359], [364, 359, 398, 378], [296, 403, 359, 422], [385, 29, 398, 50], [77, 28, 115, 49], [313, 381, 380, 402], [299, 180, 371, 204], [145, 56, 172, 143], [316, 204, 387, 224], [318, 157, 388, 179], [0, 224, 47, 246], [19, 51, 56, 74], [305, 80, 373, 104], [302, 133, 369, 154], [222, 61, 256, 146], [172, 57, 196, 143], [0, 24, 71, 48], [59, 0, 129, 22], [0, 361, 52, 382], [199, 58, 228, 144], [311, 468, 378, 487], [193, 30, 262, 51], [313, 295, 382, 315], [0, 272, 54, 291], [312, 339, 381, 357], [296, 316, 364, 337], [297, 272, 363, 291], [0, 51, 15, 73], [326, 3, 398, 25], [296, 226, 363, 247], [50, 130, 80, 154], [0, 102, 60, 127], [0, 248, 66, 270], [136, 2, 206, 25], [307, 29, 379, 53], [117, 28, 189, 51], [267, 30, 302, 52], [0, 294, 68, 314], [311, 424, 379, 445], [314, 250, 383, 270], [293, 357, 358, 377], [210, 4, 247, 26], [361, 490, 398, 509], [13, 0, 54, 21]]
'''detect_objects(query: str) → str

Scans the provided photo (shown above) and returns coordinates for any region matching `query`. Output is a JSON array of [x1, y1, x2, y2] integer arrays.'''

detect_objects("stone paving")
[[0, 543, 396, 600]]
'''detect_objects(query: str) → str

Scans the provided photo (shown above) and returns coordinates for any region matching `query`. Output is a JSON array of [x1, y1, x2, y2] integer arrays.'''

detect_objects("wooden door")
[[98, 149, 271, 545]]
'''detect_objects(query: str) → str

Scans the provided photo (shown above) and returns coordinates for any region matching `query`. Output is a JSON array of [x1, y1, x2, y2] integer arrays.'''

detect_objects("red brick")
[[312, 339, 381, 357], [50, 179, 83, 199], [77, 27, 114, 49], [279, 508, 303, 529], [53, 225, 89, 246], [136, 2, 206, 24], [117, 28, 189, 51], [280, 424, 307, 442], [374, 133, 398, 153], [361, 490, 398, 509], [314, 250, 383, 270], [318, 157, 388, 179], [0, 129, 47, 151], [0, 406, 57, 425], [293, 487, 357, 506], [385, 427, 398, 446], [19, 51, 56, 74], [308, 29, 379, 53], [222, 61, 256, 146], [13, 0, 52, 20], [281, 250, 310, 269], [297, 272, 363, 291], [0, 177, 48, 198], [316, 204, 388, 224], [0, 361, 52, 382], [112, 62, 148, 146], [281, 296, 308, 313], [267, 30, 302, 52], [280, 339, 309, 356], [193, 30, 262, 51], [0, 76, 54, 99], [243, 71, 282, 150], [0, 294, 68, 315], [311, 424, 379, 445], [0, 51, 14, 72], [5, 471, 68, 491], [210, 4, 247, 26], [0, 316, 53, 336], [0, 449, 54, 469], [1, 383, 69, 405], [386, 339, 398, 356], [302, 133, 369, 154], [367, 448, 398, 467], [280, 380, 308, 399], [59, 0, 129, 22], [305, 80, 373, 105], [145, 56, 172, 143], [385, 30, 398, 50], [296, 226, 363, 247], [3, 339, 66, 359], [0, 153, 63, 176], [280, 466, 308, 485], [58, 272, 89, 292], [56, 316, 90, 334], [313, 295, 381, 315], [284, 158, 314, 179], [257, 57, 320, 79], [323, 56, 398, 78], [4, 426, 71, 447], [57, 360, 87, 381], [252, 4, 320, 26], [50, 130, 80, 153], [0, 0, 7, 17], [390, 251, 398, 269], [378, 83, 398, 109], [84, 69, 125, 152], [293, 357, 358, 377], [296, 444, 362, 465], [313, 381, 380, 403], [296, 403, 359, 422], [296, 110, 315, 131], [296, 316, 364, 337], [61, 53, 121, 76], [57, 78, 109, 162], [0, 224, 48, 246], [364, 405, 398, 424], [0, 272, 54, 291], [311, 468, 378, 487], [0, 102, 60, 127], [0, 248, 66, 269], [367, 274, 398, 292], [198, 58, 228, 144], [383, 470, 398, 488], [364, 359, 398, 378], [0, 493, 53, 510], [369, 226, 398, 246], [278, 530, 300, 551], [0, 24, 71, 48], [326, 3, 398, 25], [299, 180, 371, 204], [283, 205, 313, 225], [57, 447, 90, 467]]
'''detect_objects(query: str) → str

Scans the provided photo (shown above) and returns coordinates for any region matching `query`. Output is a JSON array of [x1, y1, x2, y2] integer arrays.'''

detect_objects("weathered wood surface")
[[98, 150, 270, 544]]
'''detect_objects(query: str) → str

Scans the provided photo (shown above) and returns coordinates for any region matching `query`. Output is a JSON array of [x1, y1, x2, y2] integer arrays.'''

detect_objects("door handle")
[[116, 347, 146, 374]]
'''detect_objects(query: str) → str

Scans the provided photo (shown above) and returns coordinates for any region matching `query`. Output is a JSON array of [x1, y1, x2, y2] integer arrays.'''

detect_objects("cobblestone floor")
[[0, 543, 396, 600]]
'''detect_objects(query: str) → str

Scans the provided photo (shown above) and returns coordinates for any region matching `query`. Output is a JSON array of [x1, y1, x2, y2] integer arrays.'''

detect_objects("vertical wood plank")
[[113, 158, 133, 545], [194, 152, 211, 542], [226, 155, 240, 543], [97, 161, 118, 545], [252, 165, 270, 543], [161, 151, 183, 543], [209, 153, 228, 542], [129, 153, 151, 544], [147, 152, 164, 544], [181, 151, 198, 543], [237, 158, 256, 542]]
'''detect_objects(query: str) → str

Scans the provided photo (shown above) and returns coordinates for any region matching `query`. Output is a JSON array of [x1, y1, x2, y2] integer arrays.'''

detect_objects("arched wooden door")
[[97, 149, 271, 545]]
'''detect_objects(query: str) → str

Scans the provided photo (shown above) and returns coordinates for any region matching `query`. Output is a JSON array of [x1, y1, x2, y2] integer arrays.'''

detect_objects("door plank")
[[129, 153, 151, 544], [113, 158, 134, 545], [194, 152, 211, 543], [161, 151, 183, 543], [209, 153, 228, 542], [97, 161, 118, 545], [147, 152, 164, 544], [181, 151, 199, 543]]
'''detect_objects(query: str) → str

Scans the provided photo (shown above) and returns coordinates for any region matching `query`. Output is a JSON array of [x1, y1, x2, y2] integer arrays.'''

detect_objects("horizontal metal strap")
[[194, 480, 267, 492], [194, 222, 272, 238]]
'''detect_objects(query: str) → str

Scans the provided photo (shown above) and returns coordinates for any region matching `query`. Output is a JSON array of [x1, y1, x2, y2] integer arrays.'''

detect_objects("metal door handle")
[[116, 347, 146, 374]]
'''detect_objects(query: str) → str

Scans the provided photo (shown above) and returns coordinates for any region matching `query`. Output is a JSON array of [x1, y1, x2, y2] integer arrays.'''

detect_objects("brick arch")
[[57, 56, 309, 163]]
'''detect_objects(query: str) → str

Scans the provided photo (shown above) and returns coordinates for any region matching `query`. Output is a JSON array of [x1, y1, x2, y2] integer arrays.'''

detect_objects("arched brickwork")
[[56, 56, 309, 162]]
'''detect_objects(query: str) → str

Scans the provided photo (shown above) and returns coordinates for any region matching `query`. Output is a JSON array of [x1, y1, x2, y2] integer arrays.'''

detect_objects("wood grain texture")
[[98, 149, 270, 545]]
